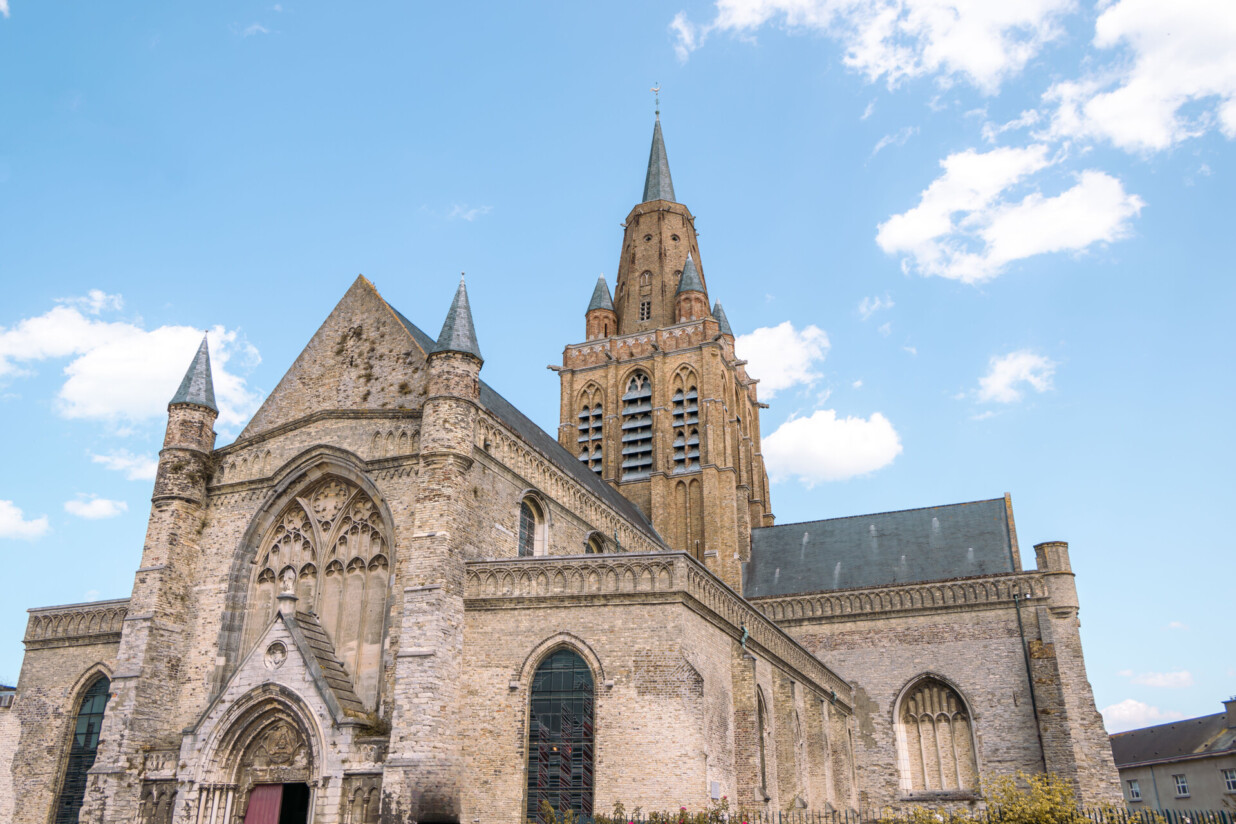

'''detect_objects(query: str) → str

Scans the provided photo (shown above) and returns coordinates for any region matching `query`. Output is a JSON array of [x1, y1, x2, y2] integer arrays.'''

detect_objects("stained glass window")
[[526, 649, 594, 822], [54, 676, 111, 824]]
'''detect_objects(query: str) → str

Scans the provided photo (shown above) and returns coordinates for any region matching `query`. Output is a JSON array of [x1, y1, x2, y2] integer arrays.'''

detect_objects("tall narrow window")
[[519, 498, 546, 557], [527, 649, 595, 821], [898, 677, 979, 793], [54, 676, 111, 824], [671, 374, 699, 473], [620, 373, 653, 480], [576, 387, 604, 476], [756, 690, 770, 793]]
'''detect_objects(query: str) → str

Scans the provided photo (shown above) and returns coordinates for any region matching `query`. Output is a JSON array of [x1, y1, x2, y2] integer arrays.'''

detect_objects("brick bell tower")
[[558, 113, 774, 591]]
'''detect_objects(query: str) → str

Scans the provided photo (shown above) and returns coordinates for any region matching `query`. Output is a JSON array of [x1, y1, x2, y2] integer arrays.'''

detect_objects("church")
[[3, 116, 1120, 824]]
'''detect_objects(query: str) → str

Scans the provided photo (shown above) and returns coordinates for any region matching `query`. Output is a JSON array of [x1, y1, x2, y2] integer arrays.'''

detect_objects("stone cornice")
[[215, 408, 423, 455], [748, 571, 1049, 625], [463, 552, 853, 709], [25, 599, 130, 649]]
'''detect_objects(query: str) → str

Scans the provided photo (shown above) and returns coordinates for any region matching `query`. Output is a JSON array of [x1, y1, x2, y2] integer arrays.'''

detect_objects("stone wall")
[[0, 689, 17, 824]]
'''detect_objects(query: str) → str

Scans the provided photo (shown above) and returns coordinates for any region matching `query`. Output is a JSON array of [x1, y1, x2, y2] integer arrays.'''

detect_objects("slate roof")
[[642, 117, 676, 204], [285, 611, 366, 717], [744, 498, 1018, 597], [170, 336, 217, 411], [677, 254, 705, 295], [432, 276, 483, 361], [1110, 707, 1236, 767], [587, 275, 615, 313], [712, 302, 733, 336], [385, 303, 664, 547]]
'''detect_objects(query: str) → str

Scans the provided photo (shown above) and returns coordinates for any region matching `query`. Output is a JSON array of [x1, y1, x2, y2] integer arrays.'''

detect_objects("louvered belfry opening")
[[671, 374, 699, 474], [576, 386, 604, 476], [526, 649, 595, 822], [620, 373, 653, 480], [54, 676, 111, 824]]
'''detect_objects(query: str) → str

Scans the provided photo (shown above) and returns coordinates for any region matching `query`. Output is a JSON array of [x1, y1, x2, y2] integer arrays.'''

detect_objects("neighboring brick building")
[[1111, 699, 1236, 811], [4, 117, 1120, 824]]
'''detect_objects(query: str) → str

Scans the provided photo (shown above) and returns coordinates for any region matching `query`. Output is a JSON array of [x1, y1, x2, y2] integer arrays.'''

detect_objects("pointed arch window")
[[53, 676, 111, 824], [620, 373, 653, 480], [575, 386, 604, 476], [519, 497, 547, 557], [240, 477, 390, 708], [756, 688, 770, 795], [671, 372, 700, 474], [526, 649, 595, 821], [897, 677, 979, 794]]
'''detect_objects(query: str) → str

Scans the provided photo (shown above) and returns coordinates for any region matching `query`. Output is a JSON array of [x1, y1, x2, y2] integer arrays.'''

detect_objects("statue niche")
[[241, 476, 391, 708]]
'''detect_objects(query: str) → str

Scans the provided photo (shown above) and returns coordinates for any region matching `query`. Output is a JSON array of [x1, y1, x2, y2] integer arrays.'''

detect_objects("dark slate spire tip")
[[641, 117, 676, 204], [676, 253, 705, 295], [712, 301, 734, 337], [432, 274, 483, 361], [170, 334, 218, 412], [587, 275, 615, 313]]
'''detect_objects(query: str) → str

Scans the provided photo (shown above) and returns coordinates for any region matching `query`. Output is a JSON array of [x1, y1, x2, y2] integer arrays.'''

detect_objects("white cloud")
[[1117, 669, 1134, 677], [447, 204, 493, 221], [1102, 699, 1184, 733], [735, 321, 830, 399], [1166, 621, 1188, 630], [0, 0, 8, 19], [0, 294, 262, 431], [982, 109, 1041, 143], [902, 345, 917, 356], [64, 495, 128, 520], [877, 146, 1143, 282], [861, 99, 876, 120], [852, 379, 863, 388], [871, 126, 918, 158], [858, 294, 894, 319], [764, 409, 902, 484], [242, 23, 269, 37], [1042, 0, 1236, 152], [674, 0, 1074, 94], [1129, 670, 1194, 688], [0, 500, 49, 540], [878, 321, 892, 337], [977, 350, 1056, 403], [58, 289, 123, 315], [91, 450, 158, 481]]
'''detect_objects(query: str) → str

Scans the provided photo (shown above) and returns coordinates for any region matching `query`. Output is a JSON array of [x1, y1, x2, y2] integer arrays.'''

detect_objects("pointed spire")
[[642, 117, 676, 204], [676, 253, 705, 295], [170, 335, 218, 411], [587, 275, 614, 313], [432, 274, 483, 361], [712, 301, 733, 337]]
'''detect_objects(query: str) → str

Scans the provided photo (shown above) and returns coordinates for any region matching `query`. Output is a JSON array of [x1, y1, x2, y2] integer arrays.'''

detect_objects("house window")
[[1223, 768, 1236, 792], [639, 300, 651, 321], [54, 676, 111, 824], [620, 373, 653, 480], [1127, 779, 1142, 801], [1173, 774, 1189, 797], [519, 497, 547, 557], [526, 649, 595, 821]]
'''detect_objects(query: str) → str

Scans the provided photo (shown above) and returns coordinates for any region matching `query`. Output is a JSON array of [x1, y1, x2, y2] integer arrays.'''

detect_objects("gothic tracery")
[[898, 678, 979, 794]]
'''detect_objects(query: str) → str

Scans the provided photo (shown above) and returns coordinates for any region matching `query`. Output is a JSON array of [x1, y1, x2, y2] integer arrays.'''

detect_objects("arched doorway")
[[526, 648, 595, 821]]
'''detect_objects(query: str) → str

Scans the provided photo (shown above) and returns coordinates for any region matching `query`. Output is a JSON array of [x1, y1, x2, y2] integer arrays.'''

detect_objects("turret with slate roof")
[[431, 275, 482, 362], [170, 335, 218, 412], [585, 275, 617, 340], [674, 254, 709, 322], [711, 301, 733, 338]]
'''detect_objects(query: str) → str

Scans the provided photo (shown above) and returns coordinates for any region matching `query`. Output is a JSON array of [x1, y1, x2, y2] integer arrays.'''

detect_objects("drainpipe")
[[1013, 593, 1047, 770], [1149, 764, 1162, 809]]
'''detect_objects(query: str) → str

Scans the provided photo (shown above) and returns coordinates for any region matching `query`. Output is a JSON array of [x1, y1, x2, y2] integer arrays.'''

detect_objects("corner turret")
[[585, 275, 617, 340], [712, 301, 734, 338], [160, 335, 218, 487], [675, 254, 708, 322]]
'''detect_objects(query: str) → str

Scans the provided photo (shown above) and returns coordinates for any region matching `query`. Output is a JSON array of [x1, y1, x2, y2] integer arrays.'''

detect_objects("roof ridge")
[[756, 498, 1009, 530]]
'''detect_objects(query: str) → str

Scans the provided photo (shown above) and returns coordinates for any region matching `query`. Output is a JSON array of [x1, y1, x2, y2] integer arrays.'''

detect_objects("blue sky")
[[0, 1, 1232, 732]]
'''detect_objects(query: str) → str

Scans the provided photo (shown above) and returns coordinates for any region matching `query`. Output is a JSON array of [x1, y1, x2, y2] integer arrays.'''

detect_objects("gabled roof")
[[712, 301, 733, 336], [642, 117, 676, 204], [1110, 708, 1236, 767], [170, 335, 217, 411], [384, 303, 663, 547], [587, 275, 615, 313], [431, 276, 482, 361], [745, 498, 1018, 597], [677, 254, 704, 295], [284, 610, 366, 718]]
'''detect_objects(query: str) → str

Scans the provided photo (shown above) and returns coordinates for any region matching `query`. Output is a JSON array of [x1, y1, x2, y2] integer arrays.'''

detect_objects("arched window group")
[[898, 677, 979, 793], [576, 386, 604, 476], [53, 676, 110, 824], [526, 648, 595, 821], [620, 373, 653, 480], [671, 371, 700, 474], [519, 496, 547, 557], [241, 477, 390, 708]]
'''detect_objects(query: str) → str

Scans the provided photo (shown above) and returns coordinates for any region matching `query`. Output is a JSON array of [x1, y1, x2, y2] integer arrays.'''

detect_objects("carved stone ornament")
[[264, 641, 287, 670]]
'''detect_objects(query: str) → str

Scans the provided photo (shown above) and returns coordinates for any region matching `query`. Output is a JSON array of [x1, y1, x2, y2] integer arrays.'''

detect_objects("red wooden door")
[[242, 784, 283, 824]]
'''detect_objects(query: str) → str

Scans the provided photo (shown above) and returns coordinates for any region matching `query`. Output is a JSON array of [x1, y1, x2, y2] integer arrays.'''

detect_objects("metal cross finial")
[[651, 83, 661, 117]]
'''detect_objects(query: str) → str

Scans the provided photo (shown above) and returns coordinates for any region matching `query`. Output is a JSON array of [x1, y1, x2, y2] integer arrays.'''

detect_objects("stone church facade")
[[3, 118, 1120, 824]]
